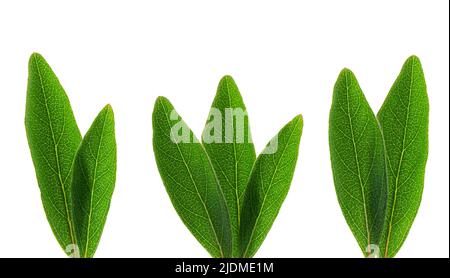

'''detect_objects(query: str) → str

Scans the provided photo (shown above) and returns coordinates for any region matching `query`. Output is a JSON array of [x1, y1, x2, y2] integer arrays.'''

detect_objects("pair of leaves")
[[153, 76, 303, 257], [25, 53, 117, 258], [329, 56, 428, 257]]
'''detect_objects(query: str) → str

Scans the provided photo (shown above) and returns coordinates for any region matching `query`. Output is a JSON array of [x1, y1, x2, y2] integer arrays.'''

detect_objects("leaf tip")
[[404, 55, 423, 72], [406, 54, 421, 64], [28, 52, 46, 70], [155, 96, 170, 107], [292, 114, 304, 132], [29, 52, 43, 61], [96, 104, 114, 126], [334, 68, 357, 91], [339, 68, 355, 79], [220, 74, 235, 82], [294, 114, 303, 124], [218, 75, 238, 92], [153, 96, 174, 116], [103, 103, 114, 114]]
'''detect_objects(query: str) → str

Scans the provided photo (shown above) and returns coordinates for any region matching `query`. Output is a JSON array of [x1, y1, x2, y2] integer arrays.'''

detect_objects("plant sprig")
[[153, 76, 303, 257], [25, 53, 117, 258], [329, 56, 428, 258]]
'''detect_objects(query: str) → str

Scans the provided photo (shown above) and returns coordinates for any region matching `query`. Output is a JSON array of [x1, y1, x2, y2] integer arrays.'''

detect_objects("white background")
[[0, 0, 448, 258]]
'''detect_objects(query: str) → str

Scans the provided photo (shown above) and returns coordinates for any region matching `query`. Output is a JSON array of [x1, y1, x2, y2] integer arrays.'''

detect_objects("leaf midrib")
[[344, 73, 371, 251], [33, 55, 76, 248], [160, 100, 224, 257], [224, 77, 241, 233], [83, 108, 109, 258], [241, 119, 297, 257], [383, 58, 415, 257]]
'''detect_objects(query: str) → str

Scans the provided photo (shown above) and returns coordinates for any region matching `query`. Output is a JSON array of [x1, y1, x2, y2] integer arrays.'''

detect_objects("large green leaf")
[[25, 53, 81, 254], [201, 76, 256, 257], [239, 115, 303, 258], [377, 56, 429, 258], [153, 96, 232, 258], [329, 69, 387, 257], [72, 105, 117, 258]]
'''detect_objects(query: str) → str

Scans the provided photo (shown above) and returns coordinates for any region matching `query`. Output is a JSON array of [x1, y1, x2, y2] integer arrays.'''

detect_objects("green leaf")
[[72, 105, 117, 258], [328, 69, 387, 257], [239, 115, 303, 258], [377, 56, 429, 258], [152, 96, 232, 258], [201, 76, 256, 257], [25, 53, 81, 254]]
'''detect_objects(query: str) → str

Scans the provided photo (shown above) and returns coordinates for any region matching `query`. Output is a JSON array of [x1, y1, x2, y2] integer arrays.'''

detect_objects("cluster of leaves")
[[153, 76, 303, 257], [24, 52, 427, 258], [25, 53, 117, 258], [329, 56, 428, 258]]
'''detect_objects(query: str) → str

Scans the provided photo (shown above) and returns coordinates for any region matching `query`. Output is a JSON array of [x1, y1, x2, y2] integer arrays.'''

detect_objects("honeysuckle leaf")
[[329, 69, 387, 257], [72, 105, 117, 258], [239, 115, 303, 258], [377, 56, 429, 258], [25, 53, 117, 258], [25, 53, 81, 254], [152, 96, 232, 258], [201, 76, 256, 257]]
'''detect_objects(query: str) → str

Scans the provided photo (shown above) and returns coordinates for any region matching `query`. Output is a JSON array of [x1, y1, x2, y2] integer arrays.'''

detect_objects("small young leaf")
[[153, 96, 232, 258], [201, 76, 256, 257], [72, 105, 117, 258], [239, 115, 303, 258], [25, 53, 81, 254], [329, 69, 387, 257], [377, 56, 429, 258]]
